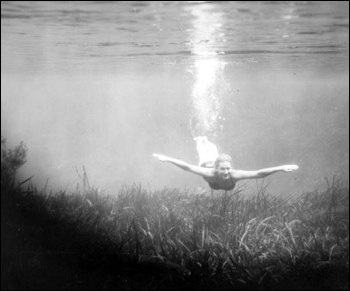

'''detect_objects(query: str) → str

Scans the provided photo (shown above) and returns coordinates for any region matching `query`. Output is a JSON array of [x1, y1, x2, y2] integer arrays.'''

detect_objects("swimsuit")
[[200, 162, 236, 191]]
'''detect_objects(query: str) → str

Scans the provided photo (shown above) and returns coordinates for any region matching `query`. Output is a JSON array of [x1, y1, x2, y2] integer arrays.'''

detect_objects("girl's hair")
[[214, 154, 233, 168]]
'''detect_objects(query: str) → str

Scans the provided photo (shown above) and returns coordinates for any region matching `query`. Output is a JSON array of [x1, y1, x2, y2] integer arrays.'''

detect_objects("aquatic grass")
[[4, 173, 349, 289]]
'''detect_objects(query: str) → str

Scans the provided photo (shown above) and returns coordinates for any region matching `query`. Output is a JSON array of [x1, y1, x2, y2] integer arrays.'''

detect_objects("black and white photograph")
[[1, 1, 349, 290]]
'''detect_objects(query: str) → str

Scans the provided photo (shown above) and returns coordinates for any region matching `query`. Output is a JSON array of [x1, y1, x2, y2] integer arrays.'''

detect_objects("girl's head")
[[214, 154, 233, 180], [214, 154, 232, 168]]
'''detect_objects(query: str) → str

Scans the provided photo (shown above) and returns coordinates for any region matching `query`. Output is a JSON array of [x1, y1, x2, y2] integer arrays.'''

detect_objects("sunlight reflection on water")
[[187, 3, 227, 138]]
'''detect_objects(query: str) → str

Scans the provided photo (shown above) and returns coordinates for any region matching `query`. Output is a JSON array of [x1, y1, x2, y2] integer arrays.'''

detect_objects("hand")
[[282, 165, 299, 172], [153, 154, 169, 162]]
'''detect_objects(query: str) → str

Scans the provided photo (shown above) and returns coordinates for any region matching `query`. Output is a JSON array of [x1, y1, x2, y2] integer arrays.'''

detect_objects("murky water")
[[1, 1, 349, 195]]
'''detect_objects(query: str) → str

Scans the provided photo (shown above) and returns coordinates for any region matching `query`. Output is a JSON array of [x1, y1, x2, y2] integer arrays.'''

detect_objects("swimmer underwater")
[[153, 136, 299, 191]]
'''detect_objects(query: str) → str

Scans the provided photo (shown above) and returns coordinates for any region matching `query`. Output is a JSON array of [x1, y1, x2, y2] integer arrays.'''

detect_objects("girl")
[[153, 136, 298, 191]]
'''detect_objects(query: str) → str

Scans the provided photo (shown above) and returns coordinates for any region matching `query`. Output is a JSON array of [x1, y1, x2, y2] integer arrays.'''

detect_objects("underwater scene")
[[1, 1, 349, 290]]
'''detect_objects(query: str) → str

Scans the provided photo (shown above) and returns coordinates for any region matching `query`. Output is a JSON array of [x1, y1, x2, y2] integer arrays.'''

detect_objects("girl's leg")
[[194, 136, 219, 166]]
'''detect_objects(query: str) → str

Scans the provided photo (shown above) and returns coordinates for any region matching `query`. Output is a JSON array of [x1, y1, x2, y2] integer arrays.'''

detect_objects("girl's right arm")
[[153, 154, 213, 178]]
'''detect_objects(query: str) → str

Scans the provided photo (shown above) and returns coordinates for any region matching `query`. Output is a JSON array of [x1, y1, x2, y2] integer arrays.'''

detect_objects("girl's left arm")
[[232, 165, 298, 180]]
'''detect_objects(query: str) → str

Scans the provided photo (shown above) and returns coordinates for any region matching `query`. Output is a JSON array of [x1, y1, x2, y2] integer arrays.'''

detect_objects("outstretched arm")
[[153, 154, 213, 178], [232, 165, 299, 180]]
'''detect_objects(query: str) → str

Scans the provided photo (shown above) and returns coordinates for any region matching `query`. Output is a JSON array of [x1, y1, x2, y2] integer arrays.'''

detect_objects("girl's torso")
[[200, 162, 236, 191]]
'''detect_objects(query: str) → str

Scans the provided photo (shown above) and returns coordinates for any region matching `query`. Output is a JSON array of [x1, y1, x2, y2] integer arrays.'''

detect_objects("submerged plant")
[[1, 136, 28, 188], [7, 170, 349, 289]]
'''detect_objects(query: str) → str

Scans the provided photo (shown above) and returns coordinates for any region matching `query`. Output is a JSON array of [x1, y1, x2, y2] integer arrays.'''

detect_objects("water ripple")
[[1, 1, 348, 72]]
